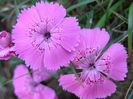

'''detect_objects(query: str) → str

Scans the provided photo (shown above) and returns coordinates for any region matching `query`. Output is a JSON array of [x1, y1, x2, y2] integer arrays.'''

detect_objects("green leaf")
[[9, 57, 24, 69], [107, 0, 113, 9], [14, 0, 20, 15], [111, 11, 128, 23], [67, 0, 96, 12], [128, 3, 133, 56], [112, 32, 128, 43], [96, 0, 124, 27], [86, 10, 94, 28], [59, 0, 67, 5], [31, 0, 36, 4]]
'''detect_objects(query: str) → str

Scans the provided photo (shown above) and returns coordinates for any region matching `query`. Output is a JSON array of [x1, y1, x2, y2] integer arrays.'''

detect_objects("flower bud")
[[0, 31, 11, 48], [0, 31, 15, 60]]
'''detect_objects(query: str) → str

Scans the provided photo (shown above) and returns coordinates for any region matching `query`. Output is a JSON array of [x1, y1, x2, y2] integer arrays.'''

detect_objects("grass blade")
[[96, 0, 124, 27], [14, 0, 19, 15], [128, 3, 133, 56], [67, 0, 96, 12]]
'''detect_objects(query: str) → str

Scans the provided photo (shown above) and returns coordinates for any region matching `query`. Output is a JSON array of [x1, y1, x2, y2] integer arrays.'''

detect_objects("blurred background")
[[0, 0, 133, 99]]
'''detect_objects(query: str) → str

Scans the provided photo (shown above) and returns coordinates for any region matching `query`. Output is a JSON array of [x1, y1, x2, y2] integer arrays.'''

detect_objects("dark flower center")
[[89, 63, 94, 67], [44, 32, 51, 41], [89, 63, 95, 69]]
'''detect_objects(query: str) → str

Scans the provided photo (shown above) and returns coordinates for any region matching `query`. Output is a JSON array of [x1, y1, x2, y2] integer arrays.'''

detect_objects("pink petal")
[[97, 43, 128, 81], [13, 64, 35, 99], [79, 76, 116, 99], [51, 17, 80, 52], [16, 5, 42, 30], [34, 84, 58, 99], [0, 46, 15, 60], [32, 67, 55, 83], [43, 42, 75, 70], [14, 40, 44, 69], [79, 28, 110, 51], [59, 74, 82, 97], [59, 73, 116, 99], [13, 2, 66, 39], [35, 2, 66, 30]]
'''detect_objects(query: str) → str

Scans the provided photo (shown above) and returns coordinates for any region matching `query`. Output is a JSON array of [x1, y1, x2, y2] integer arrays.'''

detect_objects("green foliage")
[[67, 0, 96, 12], [96, 0, 124, 27]]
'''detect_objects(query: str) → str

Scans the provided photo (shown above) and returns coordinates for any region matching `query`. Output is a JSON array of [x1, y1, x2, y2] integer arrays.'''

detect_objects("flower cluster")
[[0, 1, 128, 99]]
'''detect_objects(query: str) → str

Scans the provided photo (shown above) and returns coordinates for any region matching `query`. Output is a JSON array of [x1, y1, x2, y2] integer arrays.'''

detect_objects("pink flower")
[[0, 31, 15, 60], [13, 64, 58, 99], [12, 2, 80, 70], [59, 28, 128, 99]]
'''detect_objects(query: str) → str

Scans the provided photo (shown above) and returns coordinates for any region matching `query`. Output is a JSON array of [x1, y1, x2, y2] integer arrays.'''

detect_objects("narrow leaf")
[[128, 3, 133, 56], [67, 0, 96, 12], [96, 0, 124, 27]]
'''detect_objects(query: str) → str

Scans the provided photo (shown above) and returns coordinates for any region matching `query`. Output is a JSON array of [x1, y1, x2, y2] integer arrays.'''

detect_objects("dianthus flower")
[[59, 28, 127, 99], [0, 31, 15, 60], [12, 2, 80, 70], [13, 64, 57, 99]]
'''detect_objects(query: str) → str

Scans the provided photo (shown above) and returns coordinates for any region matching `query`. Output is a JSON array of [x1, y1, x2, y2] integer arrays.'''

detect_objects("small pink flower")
[[12, 2, 80, 70], [13, 64, 58, 99], [0, 31, 15, 60], [59, 28, 128, 99]]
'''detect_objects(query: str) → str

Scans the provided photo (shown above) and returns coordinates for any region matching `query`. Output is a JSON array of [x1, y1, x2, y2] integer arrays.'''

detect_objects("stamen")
[[44, 32, 51, 40], [79, 70, 104, 85]]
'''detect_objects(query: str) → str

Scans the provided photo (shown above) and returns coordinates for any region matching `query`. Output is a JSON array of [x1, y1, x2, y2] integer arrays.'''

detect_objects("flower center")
[[89, 63, 95, 70], [74, 48, 99, 69], [78, 69, 104, 86], [44, 32, 51, 41]]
